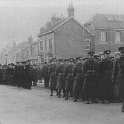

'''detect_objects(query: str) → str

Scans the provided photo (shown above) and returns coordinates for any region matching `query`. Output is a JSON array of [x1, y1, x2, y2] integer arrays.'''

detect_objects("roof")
[[38, 17, 67, 37], [38, 17, 93, 37], [85, 14, 124, 31]]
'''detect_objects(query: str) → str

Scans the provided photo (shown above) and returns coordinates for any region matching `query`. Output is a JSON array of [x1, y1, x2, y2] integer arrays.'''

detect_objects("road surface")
[[0, 85, 123, 124]]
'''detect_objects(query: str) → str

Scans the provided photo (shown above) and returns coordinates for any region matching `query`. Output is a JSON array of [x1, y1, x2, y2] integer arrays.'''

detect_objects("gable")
[[54, 18, 90, 57], [54, 17, 83, 32]]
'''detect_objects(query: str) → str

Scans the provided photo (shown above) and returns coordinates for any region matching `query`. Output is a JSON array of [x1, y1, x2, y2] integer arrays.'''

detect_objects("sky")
[[0, 0, 124, 51]]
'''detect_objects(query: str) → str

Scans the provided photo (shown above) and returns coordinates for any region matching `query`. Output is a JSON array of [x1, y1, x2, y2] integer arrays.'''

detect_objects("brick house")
[[38, 5, 92, 62], [84, 14, 124, 54]]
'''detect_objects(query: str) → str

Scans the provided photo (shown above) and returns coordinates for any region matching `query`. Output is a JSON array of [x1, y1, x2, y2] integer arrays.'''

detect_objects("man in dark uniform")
[[7, 63, 15, 86], [13, 63, 19, 87], [73, 57, 84, 102], [2, 65, 8, 84], [114, 47, 124, 112], [4, 65, 9, 85], [37, 65, 43, 84], [14, 62, 24, 87], [31, 65, 38, 86], [99, 50, 113, 103], [49, 58, 57, 96], [41, 62, 49, 88], [64, 58, 74, 100], [83, 51, 99, 104], [20, 62, 26, 88], [24, 62, 32, 89], [112, 52, 120, 102], [56, 58, 65, 98]]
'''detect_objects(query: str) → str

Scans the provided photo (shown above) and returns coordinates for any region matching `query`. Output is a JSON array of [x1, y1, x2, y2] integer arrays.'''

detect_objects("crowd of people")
[[47, 50, 117, 103], [0, 61, 37, 89], [42, 47, 124, 112], [0, 47, 124, 112]]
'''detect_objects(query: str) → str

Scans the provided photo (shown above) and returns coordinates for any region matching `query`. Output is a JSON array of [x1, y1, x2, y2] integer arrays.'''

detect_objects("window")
[[100, 31, 106, 41], [45, 40, 49, 51], [40, 41, 43, 50], [44, 40, 47, 50], [49, 39, 52, 50], [115, 31, 121, 43]]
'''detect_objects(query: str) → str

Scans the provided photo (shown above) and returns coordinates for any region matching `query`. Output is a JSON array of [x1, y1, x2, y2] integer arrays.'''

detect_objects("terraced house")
[[84, 14, 124, 54]]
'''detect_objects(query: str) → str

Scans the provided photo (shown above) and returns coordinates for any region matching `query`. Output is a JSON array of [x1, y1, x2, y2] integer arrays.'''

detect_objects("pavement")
[[0, 85, 123, 124]]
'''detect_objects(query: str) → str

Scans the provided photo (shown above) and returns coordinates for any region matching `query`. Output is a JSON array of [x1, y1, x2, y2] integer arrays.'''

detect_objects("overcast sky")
[[0, 0, 123, 50]]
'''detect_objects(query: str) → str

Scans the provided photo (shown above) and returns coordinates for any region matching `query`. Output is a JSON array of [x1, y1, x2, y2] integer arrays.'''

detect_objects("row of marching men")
[[41, 48, 124, 108], [0, 47, 124, 112], [0, 61, 38, 89]]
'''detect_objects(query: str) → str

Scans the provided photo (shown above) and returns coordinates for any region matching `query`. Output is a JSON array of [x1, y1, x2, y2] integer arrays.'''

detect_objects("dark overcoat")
[[99, 58, 113, 100], [114, 56, 124, 99], [65, 64, 74, 89], [49, 64, 57, 89], [56, 63, 65, 90], [83, 58, 98, 99], [73, 62, 83, 99]]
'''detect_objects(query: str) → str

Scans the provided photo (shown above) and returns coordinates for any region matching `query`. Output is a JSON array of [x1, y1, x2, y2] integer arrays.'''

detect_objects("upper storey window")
[[100, 31, 106, 42], [115, 31, 121, 44]]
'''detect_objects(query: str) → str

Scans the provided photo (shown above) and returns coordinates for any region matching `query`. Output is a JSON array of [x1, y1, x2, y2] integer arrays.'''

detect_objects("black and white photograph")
[[0, 0, 123, 124]]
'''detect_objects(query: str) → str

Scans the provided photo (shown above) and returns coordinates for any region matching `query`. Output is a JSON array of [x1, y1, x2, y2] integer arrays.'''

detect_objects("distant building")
[[84, 14, 124, 53], [11, 41, 31, 63], [29, 40, 40, 65], [0, 42, 17, 64], [15, 37, 36, 64]]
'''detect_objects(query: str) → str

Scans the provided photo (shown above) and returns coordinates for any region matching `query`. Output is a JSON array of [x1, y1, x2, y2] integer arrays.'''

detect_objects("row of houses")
[[85, 14, 124, 53], [16, 17, 93, 65], [1, 4, 124, 65]]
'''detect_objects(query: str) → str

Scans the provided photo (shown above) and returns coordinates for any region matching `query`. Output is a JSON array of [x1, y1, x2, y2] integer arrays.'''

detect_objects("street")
[[0, 85, 123, 124]]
